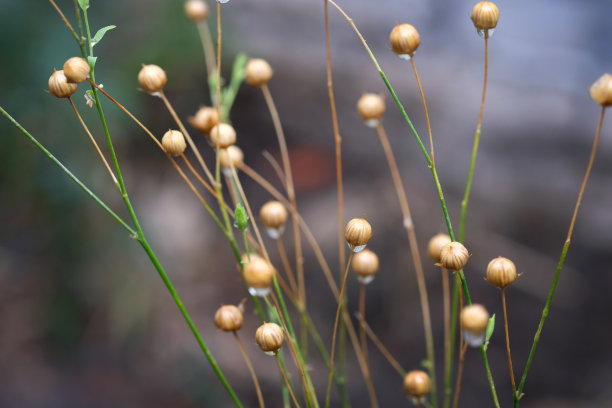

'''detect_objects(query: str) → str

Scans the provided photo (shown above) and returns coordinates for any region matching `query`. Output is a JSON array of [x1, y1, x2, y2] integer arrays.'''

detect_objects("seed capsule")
[[63, 57, 90, 83], [427, 233, 452, 263], [161, 130, 187, 156], [189, 106, 220, 134], [219, 145, 244, 174], [439, 242, 469, 270], [486, 256, 518, 289], [352, 249, 379, 285], [245, 58, 273, 87], [345, 218, 372, 252], [461, 304, 489, 347], [255, 322, 284, 355], [590, 73, 612, 107], [214, 304, 244, 331], [48, 70, 77, 98], [389, 24, 421, 58], [357, 93, 385, 127], [210, 123, 237, 148], [243, 257, 275, 297], [184, 0, 209, 22], [138, 64, 167, 93], [403, 370, 431, 401], [260, 201, 288, 239], [471, 1, 499, 30]]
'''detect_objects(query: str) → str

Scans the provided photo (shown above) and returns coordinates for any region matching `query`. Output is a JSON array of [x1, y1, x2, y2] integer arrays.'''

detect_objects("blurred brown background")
[[1, 0, 612, 407]]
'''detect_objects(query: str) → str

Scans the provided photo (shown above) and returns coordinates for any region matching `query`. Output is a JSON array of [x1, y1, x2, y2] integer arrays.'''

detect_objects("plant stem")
[[441, 267, 450, 403], [277, 238, 300, 298], [196, 20, 217, 99], [233, 331, 266, 408], [359, 314, 406, 378], [358, 283, 368, 366], [515, 107, 607, 407], [501, 288, 516, 393], [451, 342, 468, 408], [409, 58, 435, 164], [444, 277, 459, 408], [277, 355, 302, 408]]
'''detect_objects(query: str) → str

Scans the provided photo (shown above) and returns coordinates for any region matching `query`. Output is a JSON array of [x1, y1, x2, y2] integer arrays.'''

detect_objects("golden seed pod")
[[214, 304, 244, 332], [241, 252, 263, 265], [427, 233, 452, 262], [403, 370, 431, 399], [352, 249, 379, 284], [219, 145, 244, 170], [260, 201, 288, 230], [243, 257, 275, 294], [245, 58, 274, 87], [439, 241, 469, 271], [589, 73, 612, 107], [486, 256, 518, 289], [255, 322, 284, 354], [344, 218, 372, 251], [461, 304, 489, 333], [471, 1, 500, 30], [357, 93, 385, 122], [162, 130, 187, 156], [184, 0, 209, 22], [138, 64, 167, 93], [63, 57, 90, 83], [48, 70, 77, 98], [209, 123, 237, 148], [389, 24, 421, 57], [189, 106, 220, 134]]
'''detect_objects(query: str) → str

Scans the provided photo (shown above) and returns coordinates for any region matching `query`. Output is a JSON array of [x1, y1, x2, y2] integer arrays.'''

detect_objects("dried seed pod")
[[439, 241, 469, 270], [48, 70, 77, 98], [162, 130, 187, 156], [189, 106, 220, 134], [427, 233, 452, 262], [243, 257, 275, 297], [219, 145, 244, 173], [590, 73, 612, 107], [345, 218, 372, 252], [486, 256, 518, 289], [352, 249, 379, 285], [63, 57, 90, 83], [138, 64, 167, 93], [255, 322, 284, 355], [471, 1, 500, 30], [403, 370, 431, 401], [245, 58, 273, 87], [461, 304, 490, 347], [184, 0, 209, 22], [209, 123, 237, 148], [357, 93, 385, 126], [214, 304, 244, 331], [260, 201, 288, 239], [389, 24, 421, 58]]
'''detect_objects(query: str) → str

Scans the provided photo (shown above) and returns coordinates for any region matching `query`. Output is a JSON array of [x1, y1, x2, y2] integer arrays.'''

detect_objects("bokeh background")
[[1, 0, 612, 407]]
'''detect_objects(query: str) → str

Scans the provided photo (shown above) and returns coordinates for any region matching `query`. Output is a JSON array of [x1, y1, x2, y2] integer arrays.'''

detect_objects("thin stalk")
[[358, 283, 368, 365], [277, 238, 300, 298], [216, 2, 222, 115], [451, 343, 468, 408], [49, 0, 80, 48], [276, 355, 302, 408], [515, 107, 607, 407], [444, 277, 459, 408], [441, 267, 451, 407], [262, 150, 287, 186], [72, 0, 84, 43], [197, 20, 217, 91], [501, 288, 516, 393], [233, 332, 266, 408], [67, 97, 117, 184], [358, 313, 406, 378], [409, 58, 435, 164]]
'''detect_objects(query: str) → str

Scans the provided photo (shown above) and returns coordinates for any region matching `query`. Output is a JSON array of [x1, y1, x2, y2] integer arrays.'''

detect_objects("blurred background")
[[1, 0, 612, 406]]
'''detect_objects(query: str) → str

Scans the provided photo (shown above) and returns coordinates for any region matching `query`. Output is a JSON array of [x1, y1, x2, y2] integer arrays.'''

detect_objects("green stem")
[[444, 277, 460, 408]]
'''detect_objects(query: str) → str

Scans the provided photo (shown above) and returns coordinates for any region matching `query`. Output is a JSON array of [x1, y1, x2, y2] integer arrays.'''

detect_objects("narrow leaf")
[[78, 0, 89, 10], [87, 56, 97, 69], [92, 25, 116, 46], [483, 314, 496, 351]]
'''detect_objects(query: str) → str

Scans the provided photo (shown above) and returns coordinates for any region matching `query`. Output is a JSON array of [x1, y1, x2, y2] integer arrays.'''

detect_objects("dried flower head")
[[352, 249, 379, 284], [461, 304, 490, 347], [357, 93, 385, 125], [389, 24, 421, 58], [255, 322, 284, 355], [214, 304, 243, 331], [63, 57, 90, 83], [427, 233, 452, 262], [162, 130, 187, 156], [219, 145, 244, 171], [471, 1, 500, 30], [243, 257, 275, 296], [345, 218, 372, 252], [245, 58, 273, 87], [184, 0, 209, 22], [209, 123, 237, 148], [589, 73, 612, 107], [403, 370, 431, 400], [48, 70, 77, 98], [260, 201, 288, 239], [439, 241, 469, 270], [138, 64, 167, 93], [189, 106, 220, 134], [486, 256, 518, 289]]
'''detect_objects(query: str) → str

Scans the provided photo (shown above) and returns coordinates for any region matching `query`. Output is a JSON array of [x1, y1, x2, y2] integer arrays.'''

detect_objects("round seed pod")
[[48, 70, 77, 98], [345, 218, 372, 252], [219, 145, 244, 171], [243, 257, 275, 296], [589, 73, 612, 107], [389, 24, 421, 57], [189, 106, 219, 134], [63, 57, 90, 83], [209, 123, 237, 148], [184, 0, 209, 22], [471, 1, 500, 30], [245, 58, 273, 87], [486, 256, 518, 289], [357, 93, 385, 124], [214, 304, 244, 331], [461, 304, 489, 347], [352, 249, 379, 284], [439, 242, 469, 271], [403, 370, 431, 400], [427, 233, 452, 262], [162, 130, 187, 156], [260, 201, 288, 239], [138, 64, 167, 93], [255, 322, 284, 355]]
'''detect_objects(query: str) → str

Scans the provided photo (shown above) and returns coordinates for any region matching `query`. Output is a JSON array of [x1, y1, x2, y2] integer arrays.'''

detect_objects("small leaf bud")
[[352, 249, 379, 285], [471, 1, 499, 30], [214, 304, 243, 331], [235, 203, 249, 231], [63, 57, 90, 83], [389, 24, 421, 58], [357, 93, 385, 126], [486, 256, 518, 289], [255, 322, 284, 355], [427, 233, 452, 263], [184, 0, 209, 22], [245, 58, 273, 87], [589, 73, 612, 107], [345, 218, 372, 252], [48, 70, 77, 98], [210, 123, 237, 148], [439, 242, 469, 271], [162, 130, 187, 156], [461, 304, 490, 347], [138, 64, 167, 93]]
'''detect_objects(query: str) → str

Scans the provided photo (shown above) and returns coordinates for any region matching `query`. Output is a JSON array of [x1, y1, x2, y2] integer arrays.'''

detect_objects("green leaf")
[[484, 314, 496, 351], [234, 203, 248, 231], [92, 25, 116, 46], [78, 0, 89, 10], [87, 56, 97, 69]]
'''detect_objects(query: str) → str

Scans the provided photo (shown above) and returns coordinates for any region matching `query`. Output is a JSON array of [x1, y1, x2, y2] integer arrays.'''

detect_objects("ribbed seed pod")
[[245, 58, 273, 87], [209, 123, 236, 148], [439, 241, 469, 270], [219, 145, 244, 174], [486, 256, 518, 289], [260, 201, 288, 239], [138, 64, 167, 93], [357, 93, 385, 127], [345, 218, 372, 252], [255, 322, 284, 355], [461, 304, 490, 347], [161, 130, 187, 156], [403, 370, 431, 401], [63, 57, 90, 83], [427, 233, 452, 262], [471, 1, 500, 30], [189, 106, 219, 134], [352, 249, 379, 284], [389, 24, 421, 58], [243, 257, 275, 297], [214, 305, 243, 332], [48, 70, 77, 98], [184, 0, 209, 22], [590, 73, 612, 107]]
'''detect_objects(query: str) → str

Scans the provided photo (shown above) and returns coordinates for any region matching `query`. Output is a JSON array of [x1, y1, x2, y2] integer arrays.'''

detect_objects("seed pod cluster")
[[345, 218, 372, 252], [427, 233, 451, 263], [439, 241, 469, 270], [389, 24, 421, 57], [486, 256, 518, 288], [162, 130, 187, 156], [352, 249, 379, 284], [48, 70, 77, 98], [255, 322, 284, 355], [138, 64, 167, 93], [245, 58, 273, 87], [214, 304, 244, 332]]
